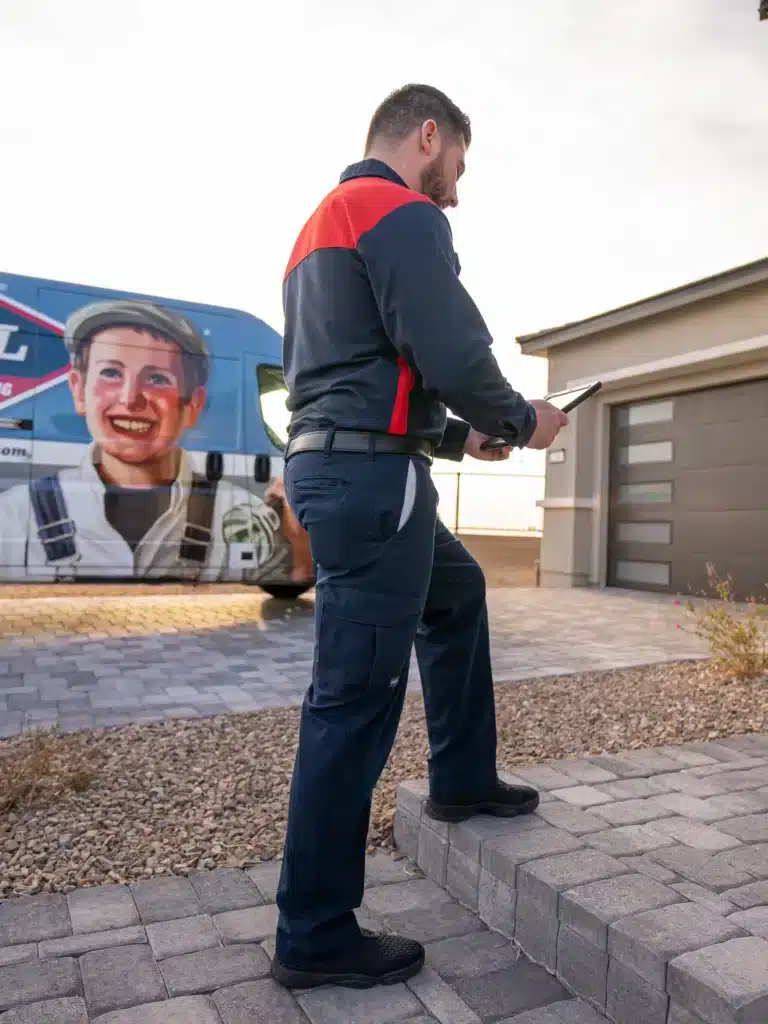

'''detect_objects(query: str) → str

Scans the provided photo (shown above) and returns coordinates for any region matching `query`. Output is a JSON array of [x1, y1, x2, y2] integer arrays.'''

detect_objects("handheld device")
[[479, 380, 602, 451]]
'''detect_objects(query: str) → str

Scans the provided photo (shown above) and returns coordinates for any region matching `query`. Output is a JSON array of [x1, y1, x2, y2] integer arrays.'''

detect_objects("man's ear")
[[183, 386, 207, 429], [419, 118, 439, 154], [69, 369, 87, 416]]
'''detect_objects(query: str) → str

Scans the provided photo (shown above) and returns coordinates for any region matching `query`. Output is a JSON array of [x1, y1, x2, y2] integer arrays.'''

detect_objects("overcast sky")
[[2, 0, 766, 397]]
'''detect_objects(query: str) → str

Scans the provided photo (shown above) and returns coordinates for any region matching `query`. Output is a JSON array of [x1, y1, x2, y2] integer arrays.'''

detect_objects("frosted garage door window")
[[617, 400, 675, 427], [618, 482, 672, 504], [619, 441, 673, 465], [616, 522, 672, 544], [615, 560, 670, 586]]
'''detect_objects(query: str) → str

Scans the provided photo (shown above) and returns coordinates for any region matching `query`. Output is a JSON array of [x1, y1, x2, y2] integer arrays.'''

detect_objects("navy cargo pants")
[[275, 447, 498, 966]]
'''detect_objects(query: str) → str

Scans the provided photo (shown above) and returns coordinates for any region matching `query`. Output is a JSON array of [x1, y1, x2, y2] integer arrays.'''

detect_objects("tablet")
[[479, 381, 601, 451], [543, 380, 602, 413]]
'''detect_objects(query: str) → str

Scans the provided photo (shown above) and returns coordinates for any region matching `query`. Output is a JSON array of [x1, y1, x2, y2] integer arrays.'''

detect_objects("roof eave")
[[517, 257, 768, 355]]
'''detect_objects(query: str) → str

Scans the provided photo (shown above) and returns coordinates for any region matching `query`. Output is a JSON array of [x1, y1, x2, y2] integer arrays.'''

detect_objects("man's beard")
[[419, 156, 449, 208]]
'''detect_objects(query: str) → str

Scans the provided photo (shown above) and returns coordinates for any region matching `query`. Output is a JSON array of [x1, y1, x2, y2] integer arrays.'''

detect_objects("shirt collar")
[[339, 159, 410, 189]]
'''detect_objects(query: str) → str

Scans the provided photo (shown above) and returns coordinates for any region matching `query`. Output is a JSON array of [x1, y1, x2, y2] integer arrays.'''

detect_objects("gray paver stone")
[[425, 930, 522, 980], [619, 855, 678, 883], [653, 819, 743, 852], [497, 1001, 608, 1023], [129, 876, 203, 925], [606, 958, 668, 1024], [212, 978, 309, 1024], [560, 873, 682, 950], [417, 822, 448, 885], [556, 924, 608, 1011], [393, 808, 419, 862], [384, 897, 485, 945], [244, 860, 281, 904], [549, 786, 613, 808], [585, 824, 677, 857], [67, 885, 139, 934], [296, 981, 422, 1024], [535, 802, 608, 836], [515, 896, 559, 971], [145, 914, 221, 959], [518, 849, 630, 918], [718, 843, 768, 880], [477, 868, 517, 938], [363, 879, 452, 916], [213, 904, 278, 944], [728, 906, 768, 939], [450, 814, 545, 860], [715, 815, 768, 843], [548, 759, 618, 785], [0, 996, 88, 1023], [445, 845, 481, 911], [187, 869, 264, 915], [0, 959, 82, 1014], [40, 925, 147, 960], [651, 847, 754, 892], [655, 773, 734, 799], [0, 944, 36, 968], [454, 960, 569, 1020], [159, 943, 270, 996], [0, 894, 71, 946], [597, 778, 672, 801], [668, 936, 768, 1024], [671, 882, 739, 916], [722, 880, 768, 909], [397, 779, 428, 819], [666, 1004, 708, 1024], [80, 945, 165, 1017], [406, 965, 481, 1024], [656, 793, 734, 822], [363, 852, 415, 888], [91, 995, 221, 1023], [510, 765, 580, 791], [587, 754, 665, 778], [590, 798, 670, 826], [609, 902, 747, 990], [481, 827, 584, 888]]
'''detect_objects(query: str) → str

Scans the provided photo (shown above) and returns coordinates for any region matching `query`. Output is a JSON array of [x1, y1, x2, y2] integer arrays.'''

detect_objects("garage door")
[[608, 378, 768, 600]]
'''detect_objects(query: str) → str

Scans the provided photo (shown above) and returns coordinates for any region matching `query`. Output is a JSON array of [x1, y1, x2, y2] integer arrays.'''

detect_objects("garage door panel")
[[675, 423, 768, 469], [675, 510, 768, 552], [609, 378, 768, 600], [682, 379, 768, 425], [675, 467, 768, 510]]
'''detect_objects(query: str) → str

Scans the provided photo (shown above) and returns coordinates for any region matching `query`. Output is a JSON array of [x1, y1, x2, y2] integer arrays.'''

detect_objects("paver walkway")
[[397, 731, 768, 1024], [0, 852, 606, 1023], [0, 587, 706, 737]]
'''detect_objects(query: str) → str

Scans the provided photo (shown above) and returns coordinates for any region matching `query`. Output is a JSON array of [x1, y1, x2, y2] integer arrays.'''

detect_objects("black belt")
[[285, 429, 433, 460]]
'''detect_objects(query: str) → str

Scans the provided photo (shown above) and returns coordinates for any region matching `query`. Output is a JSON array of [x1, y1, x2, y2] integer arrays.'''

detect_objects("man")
[[0, 299, 287, 581], [273, 84, 568, 990]]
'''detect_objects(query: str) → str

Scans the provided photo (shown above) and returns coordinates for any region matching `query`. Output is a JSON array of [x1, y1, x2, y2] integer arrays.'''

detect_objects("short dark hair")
[[365, 84, 471, 153]]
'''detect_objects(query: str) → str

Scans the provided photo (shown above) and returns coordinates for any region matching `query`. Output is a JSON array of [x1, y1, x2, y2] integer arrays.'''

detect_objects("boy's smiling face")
[[69, 327, 206, 468]]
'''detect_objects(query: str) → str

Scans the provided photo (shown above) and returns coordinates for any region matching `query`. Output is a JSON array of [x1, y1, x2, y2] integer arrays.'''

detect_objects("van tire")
[[259, 583, 314, 601]]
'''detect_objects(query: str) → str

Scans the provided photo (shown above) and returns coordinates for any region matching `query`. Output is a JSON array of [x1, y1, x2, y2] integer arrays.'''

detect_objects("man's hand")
[[526, 399, 569, 450], [464, 428, 512, 462]]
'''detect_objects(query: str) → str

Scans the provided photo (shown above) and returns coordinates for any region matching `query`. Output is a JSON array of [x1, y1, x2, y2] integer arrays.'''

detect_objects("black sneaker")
[[424, 778, 540, 823], [271, 930, 425, 990]]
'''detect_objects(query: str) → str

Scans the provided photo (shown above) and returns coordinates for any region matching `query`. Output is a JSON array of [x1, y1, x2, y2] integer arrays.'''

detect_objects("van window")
[[257, 364, 290, 449]]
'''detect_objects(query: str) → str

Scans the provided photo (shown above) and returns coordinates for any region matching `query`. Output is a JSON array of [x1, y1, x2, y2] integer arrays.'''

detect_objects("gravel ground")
[[2, 658, 767, 899]]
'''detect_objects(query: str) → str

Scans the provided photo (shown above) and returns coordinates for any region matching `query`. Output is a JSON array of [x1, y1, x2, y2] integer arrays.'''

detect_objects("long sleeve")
[[357, 199, 537, 447]]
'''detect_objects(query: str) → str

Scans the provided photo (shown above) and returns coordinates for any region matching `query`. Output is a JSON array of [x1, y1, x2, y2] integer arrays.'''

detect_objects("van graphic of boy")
[[0, 299, 290, 581]]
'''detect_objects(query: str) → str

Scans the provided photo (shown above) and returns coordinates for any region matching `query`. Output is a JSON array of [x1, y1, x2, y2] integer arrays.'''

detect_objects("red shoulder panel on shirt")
[[283, 178, 431, 280]]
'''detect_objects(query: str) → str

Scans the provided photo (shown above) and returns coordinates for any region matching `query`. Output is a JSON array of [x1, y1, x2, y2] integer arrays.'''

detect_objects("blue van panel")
[[0, 271, 312, 589]]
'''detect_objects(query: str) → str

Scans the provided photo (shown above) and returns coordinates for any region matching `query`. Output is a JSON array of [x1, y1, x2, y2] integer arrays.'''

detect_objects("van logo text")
[[0, 325, 29, 363]]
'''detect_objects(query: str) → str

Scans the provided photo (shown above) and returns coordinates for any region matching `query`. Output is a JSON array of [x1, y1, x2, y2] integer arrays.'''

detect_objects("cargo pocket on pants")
[[312, 588, 421, 708]]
